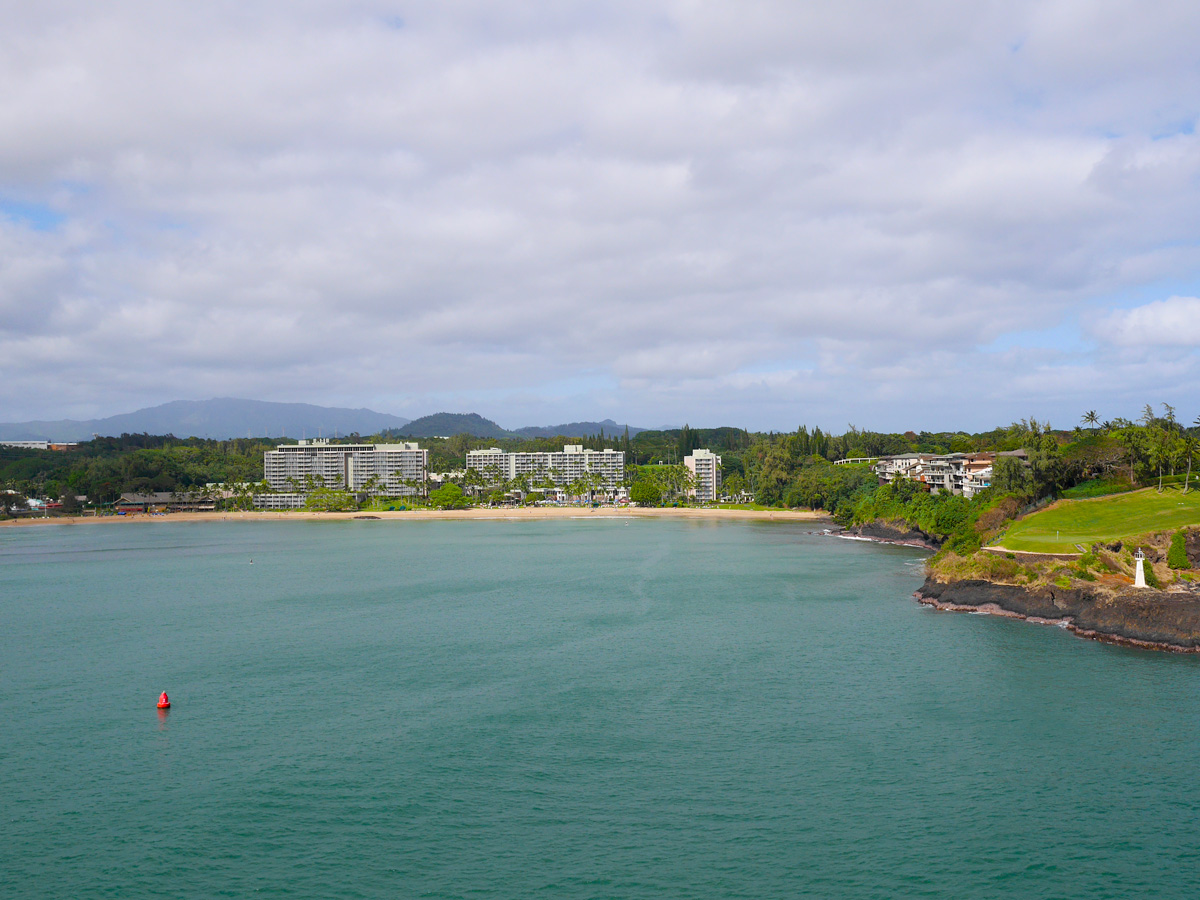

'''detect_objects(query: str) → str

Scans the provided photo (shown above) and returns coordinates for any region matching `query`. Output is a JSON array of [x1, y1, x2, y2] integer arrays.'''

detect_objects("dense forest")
[[0, 435, 276, 509]]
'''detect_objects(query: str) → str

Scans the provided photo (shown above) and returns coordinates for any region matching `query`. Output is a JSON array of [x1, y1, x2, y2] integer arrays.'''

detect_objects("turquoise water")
[[3, 518, 1200, 898]]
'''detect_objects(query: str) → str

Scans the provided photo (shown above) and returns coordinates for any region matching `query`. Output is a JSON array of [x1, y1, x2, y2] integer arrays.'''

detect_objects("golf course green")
[[1000, 486, 1200, 553]]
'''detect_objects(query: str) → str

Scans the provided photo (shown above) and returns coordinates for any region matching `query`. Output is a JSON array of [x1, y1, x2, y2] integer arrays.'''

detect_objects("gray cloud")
[[1, 1, 1198, 430]]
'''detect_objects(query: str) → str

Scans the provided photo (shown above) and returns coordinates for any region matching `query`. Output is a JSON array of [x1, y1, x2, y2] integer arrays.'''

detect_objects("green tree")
[[1185, 434, 1198, 494], [304, 488, 356, 511], [429, 483, 469, 509], [630, 481, 661, 506], [359, 474, 382, 505], [723, 472, 746, 498], [991, 456, 1032, 496]]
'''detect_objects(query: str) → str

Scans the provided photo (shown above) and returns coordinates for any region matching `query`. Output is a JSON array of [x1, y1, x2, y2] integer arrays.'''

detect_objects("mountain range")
[[0, 399, 411, 442], [390, 413, 647, 440], [0, 400, 650, 442]]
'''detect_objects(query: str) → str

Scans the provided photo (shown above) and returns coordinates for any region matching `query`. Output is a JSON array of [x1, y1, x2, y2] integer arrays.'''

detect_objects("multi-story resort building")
[[869, 451, 1026, 499], [255, 439, 428, 509], [683, 449, 722, 502], [466, 444, 626, 494]]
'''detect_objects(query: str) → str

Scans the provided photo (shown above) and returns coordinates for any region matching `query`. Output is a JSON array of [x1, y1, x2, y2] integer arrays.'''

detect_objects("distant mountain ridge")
[[0, 399, 411, 442], [515, 419, 646, 438], [0, 400, 656, 443], [390, 412, 518, 439]]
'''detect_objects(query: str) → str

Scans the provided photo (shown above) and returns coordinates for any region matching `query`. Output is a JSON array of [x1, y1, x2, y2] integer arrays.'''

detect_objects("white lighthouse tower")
[[1134, 548, 1147, 588]]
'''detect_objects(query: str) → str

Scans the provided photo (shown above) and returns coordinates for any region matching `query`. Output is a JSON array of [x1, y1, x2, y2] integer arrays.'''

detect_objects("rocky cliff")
[[917, 577, 1200, 652], [846, 520, 942, 550]]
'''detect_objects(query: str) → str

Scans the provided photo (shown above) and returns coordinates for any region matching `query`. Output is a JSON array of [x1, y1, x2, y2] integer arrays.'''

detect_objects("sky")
[[2, 1, 1199, 433]]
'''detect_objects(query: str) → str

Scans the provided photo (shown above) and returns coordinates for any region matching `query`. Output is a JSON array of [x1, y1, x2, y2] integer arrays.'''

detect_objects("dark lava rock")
[[917, 578, 1086, 619], [848, 520, 942, 549], [917, 576, 1200, 651], [1187, 529, 1200, 567]]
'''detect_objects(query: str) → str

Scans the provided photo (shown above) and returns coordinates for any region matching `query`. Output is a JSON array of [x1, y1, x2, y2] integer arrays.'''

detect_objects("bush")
[[946, 529, 981, 555], [1168, 530, 1190, 569], [1062, 477, 1135, 499], [1143, 562, 1162, 589], [983, 556, 1020, 580]]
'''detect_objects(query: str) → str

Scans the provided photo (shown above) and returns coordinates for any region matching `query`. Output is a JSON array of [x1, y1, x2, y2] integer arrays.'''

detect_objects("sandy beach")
[[1, 506, 829, 528]]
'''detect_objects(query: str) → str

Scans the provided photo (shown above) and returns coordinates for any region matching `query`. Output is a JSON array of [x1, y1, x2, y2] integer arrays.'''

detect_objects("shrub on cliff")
[[1143, 562, 1163, 589], [982, 555, 1020, 581], [1168, 530, 1190, 569]]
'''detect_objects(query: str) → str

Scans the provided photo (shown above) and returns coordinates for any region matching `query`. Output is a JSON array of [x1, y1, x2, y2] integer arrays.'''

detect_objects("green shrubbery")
[[1062, 477, 1136, 499], [1168, 530, 1191, 569], [981, 555, 1020, 580], [779, 462, 876, 519], [1143, 562, 1163, 589], [851, 477, 992, 551]]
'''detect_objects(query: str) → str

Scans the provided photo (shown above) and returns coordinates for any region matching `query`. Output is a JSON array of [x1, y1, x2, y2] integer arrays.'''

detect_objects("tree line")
[[2, 405, 1196, 516]]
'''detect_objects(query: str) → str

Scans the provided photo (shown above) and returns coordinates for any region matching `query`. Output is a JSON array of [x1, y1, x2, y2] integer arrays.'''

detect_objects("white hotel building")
[[255, 439, 428, 508], [466, 444, 625, 492], [684, 449, 722, 502]]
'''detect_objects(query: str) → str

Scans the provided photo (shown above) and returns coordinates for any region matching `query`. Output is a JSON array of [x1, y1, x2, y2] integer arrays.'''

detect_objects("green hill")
[[391, 412, 518, 439], [1000, 487, 1200, 553]]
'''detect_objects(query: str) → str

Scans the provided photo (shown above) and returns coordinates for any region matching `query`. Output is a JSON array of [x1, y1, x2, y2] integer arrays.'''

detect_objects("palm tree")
[[1182, 435, 1197, 494], [359, 474, 382, 508], [1082, 410, 1099, 434], [1152, 428, 1172, 492]]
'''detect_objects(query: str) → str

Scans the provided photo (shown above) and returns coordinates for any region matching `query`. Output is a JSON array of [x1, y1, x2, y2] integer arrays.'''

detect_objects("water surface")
[[3, 519, 1199, 898]]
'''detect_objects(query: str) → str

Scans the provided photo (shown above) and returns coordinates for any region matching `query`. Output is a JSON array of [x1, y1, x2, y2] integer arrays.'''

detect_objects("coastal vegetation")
[[0, 434, 275, 510], [2, 405, 1197, 539]]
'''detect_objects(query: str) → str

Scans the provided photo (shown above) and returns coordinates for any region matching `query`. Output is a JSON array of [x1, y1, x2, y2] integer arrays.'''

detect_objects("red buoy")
[[157, 691, 171, 709]]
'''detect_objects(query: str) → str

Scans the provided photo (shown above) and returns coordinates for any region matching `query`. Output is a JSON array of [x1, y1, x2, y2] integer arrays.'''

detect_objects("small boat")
[[157, 691, 171, 709]]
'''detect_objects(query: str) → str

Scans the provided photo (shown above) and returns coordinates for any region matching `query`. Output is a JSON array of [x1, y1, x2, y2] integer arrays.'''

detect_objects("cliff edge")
[[917, 576, 1200, 652]]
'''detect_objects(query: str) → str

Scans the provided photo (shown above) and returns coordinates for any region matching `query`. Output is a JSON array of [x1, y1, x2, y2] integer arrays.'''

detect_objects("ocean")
[[3, 518, 1199, 898]]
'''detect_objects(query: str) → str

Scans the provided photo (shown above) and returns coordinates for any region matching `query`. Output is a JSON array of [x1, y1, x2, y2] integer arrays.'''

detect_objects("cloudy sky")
[[2, 1, 1199, 432]]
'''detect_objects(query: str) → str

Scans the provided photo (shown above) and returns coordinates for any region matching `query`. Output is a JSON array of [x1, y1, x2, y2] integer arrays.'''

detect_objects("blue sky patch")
[[0, 198, 66, 232]]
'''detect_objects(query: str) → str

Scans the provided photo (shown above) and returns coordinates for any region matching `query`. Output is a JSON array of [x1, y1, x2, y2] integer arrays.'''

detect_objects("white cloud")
[[1, 1, 1199, 430], [1099, 296, 1200, 347]]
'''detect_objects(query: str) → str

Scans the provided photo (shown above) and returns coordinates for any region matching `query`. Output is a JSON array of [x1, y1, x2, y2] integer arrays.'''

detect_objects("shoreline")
[[916, 576, 1200, 654], [0, 506, 829, 528]]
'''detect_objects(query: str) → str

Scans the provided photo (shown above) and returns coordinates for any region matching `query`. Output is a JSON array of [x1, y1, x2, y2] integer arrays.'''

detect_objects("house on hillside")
[[872, 451, 1014, 499]]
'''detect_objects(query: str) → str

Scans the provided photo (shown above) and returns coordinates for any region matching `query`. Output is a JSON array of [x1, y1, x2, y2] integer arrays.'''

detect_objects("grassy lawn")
[[1000, 486, 1200, 553]]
